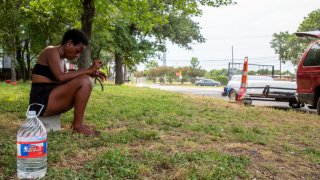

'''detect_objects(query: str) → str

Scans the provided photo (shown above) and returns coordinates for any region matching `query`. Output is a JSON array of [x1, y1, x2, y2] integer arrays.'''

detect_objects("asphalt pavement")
[[136, 83, 317, 114]]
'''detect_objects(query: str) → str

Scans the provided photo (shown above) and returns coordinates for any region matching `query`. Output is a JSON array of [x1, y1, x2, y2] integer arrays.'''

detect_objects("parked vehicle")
[[295, 30, 320, 114], [223, 75, 272, 97], [222, 75, 299, 107], [195, 79, 221, 86]]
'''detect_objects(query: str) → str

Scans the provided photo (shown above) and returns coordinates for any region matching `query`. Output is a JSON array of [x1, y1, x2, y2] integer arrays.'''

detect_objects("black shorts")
[[29, 83, 58, 116]]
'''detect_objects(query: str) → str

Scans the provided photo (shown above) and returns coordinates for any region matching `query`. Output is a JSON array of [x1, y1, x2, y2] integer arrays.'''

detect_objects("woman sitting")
[[29, 29, 106, 136]]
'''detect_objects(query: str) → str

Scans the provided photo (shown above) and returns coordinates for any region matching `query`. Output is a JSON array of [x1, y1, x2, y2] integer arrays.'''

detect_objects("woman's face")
[[64, 40, 86, 61]]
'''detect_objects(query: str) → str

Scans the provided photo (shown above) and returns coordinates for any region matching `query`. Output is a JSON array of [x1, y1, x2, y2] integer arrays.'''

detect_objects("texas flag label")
[[17, 140, 47, 159]]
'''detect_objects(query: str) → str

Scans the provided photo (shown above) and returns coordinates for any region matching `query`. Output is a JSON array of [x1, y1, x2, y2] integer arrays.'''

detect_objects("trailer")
[[223, 75, 301, 108], [241, 85, 302, 108]]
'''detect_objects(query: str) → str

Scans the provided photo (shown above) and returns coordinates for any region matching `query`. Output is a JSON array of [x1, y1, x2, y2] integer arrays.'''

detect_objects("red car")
[[295, 30, 320, 114]]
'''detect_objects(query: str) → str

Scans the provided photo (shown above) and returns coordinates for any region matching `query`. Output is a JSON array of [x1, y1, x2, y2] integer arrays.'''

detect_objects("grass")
[[0, 81, 319, 179]]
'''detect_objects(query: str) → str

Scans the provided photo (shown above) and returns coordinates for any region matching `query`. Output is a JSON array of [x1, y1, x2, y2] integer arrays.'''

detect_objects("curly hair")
[[61, 29, 89, 46]]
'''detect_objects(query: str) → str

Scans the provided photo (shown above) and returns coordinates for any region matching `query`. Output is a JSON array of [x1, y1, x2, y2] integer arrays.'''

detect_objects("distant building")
[[3, 56, 11, 68]]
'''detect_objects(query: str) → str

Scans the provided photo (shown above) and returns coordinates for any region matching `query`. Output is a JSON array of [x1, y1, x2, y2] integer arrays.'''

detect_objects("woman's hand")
[[88, 59, 103, 74], [90, 70, 107, 82]]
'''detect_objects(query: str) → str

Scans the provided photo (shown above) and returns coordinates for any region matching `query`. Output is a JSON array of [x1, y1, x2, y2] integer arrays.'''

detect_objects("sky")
[[138, 0, 320, 73]]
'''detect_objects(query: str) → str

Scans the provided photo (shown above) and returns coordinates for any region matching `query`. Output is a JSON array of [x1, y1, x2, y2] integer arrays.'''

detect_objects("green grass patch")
[[82, 149, 139, 179], [304, 148, 320, 163], [141, 150, 250, 179], [0, 82, 319, 179]]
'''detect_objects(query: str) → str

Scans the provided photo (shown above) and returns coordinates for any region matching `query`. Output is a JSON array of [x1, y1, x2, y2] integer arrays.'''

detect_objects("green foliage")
[[298, 9, 320, 32], [205, 69, 228, 85], [153, 14, 206, 49], [189, 57, 205, 79], [0, 0, 235, 84], [190, 57, 200, 69], [270, 9, 320, 65], [146, 60, 159, 69], [140, 65, 207, 83], [21, 0, 80, 58], [214, 75, 228, 85]]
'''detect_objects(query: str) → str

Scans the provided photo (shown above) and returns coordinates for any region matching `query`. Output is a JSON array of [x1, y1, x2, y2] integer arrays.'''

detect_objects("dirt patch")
[[52, 146, 112, 170], [222, 142, 320, 179]]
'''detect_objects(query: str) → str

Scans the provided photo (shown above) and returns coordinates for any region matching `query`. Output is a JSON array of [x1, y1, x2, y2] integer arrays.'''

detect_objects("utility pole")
[[279, 49, 282, 80], [230, 45, 234, 79], [231, 45, 234, 68], [163, 40, 167, 83], [279, 56, 282, 80]]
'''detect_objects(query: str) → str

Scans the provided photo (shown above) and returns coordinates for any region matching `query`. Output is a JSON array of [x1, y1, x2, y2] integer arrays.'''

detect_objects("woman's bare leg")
[[72, 76, 92, 131], [43, 75, 97, 135]]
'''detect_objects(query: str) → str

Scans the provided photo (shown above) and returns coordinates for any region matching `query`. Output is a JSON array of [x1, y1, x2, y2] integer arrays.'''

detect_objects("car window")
[[303, 42, 320, 66]]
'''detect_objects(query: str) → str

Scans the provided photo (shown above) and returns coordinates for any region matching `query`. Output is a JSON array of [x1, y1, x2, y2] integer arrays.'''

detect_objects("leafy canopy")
[[270, 9, 320, 65]]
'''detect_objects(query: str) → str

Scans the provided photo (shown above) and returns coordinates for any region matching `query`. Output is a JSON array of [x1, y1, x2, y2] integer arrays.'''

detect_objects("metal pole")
[[231, 46, 234, 75], [163, 40, 166, 83], [279, 54, 282, 80], [228, 62, 230, 81]]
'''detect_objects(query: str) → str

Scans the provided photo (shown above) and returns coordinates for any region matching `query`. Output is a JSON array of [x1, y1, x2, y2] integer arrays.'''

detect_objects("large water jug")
[[17, 104, 47, 179]]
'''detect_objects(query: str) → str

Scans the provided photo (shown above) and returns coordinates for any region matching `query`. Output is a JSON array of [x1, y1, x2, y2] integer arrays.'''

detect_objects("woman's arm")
[[46, 48, 101, 82]]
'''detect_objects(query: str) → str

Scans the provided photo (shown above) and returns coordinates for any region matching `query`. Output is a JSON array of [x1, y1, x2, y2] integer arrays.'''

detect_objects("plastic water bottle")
[[17, 104, 47, 179]]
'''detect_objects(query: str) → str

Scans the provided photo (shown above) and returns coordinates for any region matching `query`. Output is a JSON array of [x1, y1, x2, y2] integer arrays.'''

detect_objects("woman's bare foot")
[[72, 125, 100, 136]]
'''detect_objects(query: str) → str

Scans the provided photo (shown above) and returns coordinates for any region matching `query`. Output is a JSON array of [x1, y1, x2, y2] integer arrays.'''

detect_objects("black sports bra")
[[32, 64, 56, 81]]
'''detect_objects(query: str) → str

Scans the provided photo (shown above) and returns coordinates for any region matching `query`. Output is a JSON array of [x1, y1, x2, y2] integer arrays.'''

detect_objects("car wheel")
[[289, 102, 302, 109], [317, 98, 320, 115], [242, 98, 252, 105], [229, 89, 237, 102]]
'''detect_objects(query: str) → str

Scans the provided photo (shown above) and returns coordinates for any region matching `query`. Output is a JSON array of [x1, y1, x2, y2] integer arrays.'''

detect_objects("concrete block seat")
[[38, 115, 61, 132]]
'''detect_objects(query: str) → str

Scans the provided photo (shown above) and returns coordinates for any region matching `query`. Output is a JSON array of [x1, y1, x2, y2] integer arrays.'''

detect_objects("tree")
[[79, 0, 95, 69], [190, 57, 201, 69], [270, 9, 320, 66], [205, 69, 228, 85], [103, 0, 235, 85], [0, 0, 24, 83], [15, 0, 80, 80], [0, 0, 235, 84], [189, 57, 205, 78], [207, 69, 228, 77], [270, 32, 291, 63], [146, 60, 159, 69]]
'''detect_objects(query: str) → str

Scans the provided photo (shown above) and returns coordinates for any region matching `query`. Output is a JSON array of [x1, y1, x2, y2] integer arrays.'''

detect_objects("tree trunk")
[[25, 39, 31, 80], [124, 65, 127, 82], [79, 44, 92, 69], [16, 36, 26, 83], [115, 52, 124, 85], [79, 0, 95, 69], [10, 53, 16, 83]]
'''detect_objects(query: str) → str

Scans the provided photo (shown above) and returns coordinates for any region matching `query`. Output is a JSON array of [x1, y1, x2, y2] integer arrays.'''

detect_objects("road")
[[137, 83, 225, 98], [136, 83, 317, 114]]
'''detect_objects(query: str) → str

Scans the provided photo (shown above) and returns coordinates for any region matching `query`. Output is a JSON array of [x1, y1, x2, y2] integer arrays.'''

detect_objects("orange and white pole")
[[237, 57, 248, 102]]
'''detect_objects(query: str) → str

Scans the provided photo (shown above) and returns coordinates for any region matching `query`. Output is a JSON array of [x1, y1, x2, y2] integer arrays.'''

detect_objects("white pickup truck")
[[222, 75, 301, 107]]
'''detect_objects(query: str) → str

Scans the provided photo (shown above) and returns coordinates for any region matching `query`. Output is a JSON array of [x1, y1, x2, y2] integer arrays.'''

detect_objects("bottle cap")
[[27, 111, 37, 118]]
